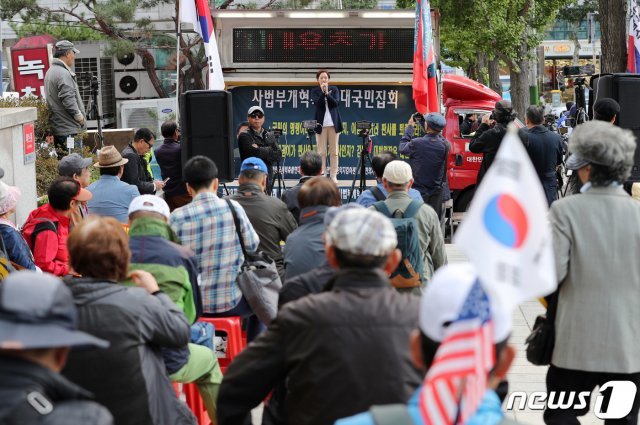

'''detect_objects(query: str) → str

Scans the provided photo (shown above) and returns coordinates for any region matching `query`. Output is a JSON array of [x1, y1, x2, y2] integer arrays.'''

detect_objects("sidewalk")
[[445, 244, 601, 425]]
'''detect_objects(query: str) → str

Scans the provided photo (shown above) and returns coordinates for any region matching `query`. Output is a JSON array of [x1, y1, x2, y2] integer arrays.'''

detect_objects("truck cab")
[[441, 75, 503, 211]]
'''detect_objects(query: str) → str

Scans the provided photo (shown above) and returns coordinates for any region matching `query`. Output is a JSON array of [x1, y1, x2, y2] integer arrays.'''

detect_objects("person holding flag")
[[335, 263, 518, 425], [628, 0, 640, 73]]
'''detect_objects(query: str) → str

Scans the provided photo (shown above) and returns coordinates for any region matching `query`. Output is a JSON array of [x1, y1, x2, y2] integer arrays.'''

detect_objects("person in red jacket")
[[22, 177, 92, 276]]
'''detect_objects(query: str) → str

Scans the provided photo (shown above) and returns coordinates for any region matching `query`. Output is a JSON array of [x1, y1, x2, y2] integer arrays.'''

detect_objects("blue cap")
[[240, 157, 268, 174], [426, 113, 446, 132]]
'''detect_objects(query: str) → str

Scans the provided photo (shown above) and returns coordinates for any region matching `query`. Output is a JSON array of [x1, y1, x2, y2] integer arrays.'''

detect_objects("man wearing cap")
[[544, 121, 640, 424], [22, 177, 92, 276], [399, 113, 450, 219], [86, 145, 140, 223], [356, 151, 423, 208], [237, 106, 281, 185], [0, 271, 113, 424], [121, 128, 165, 195], [0, 182, 36, 271], [370, 160, 446, 288], [218, 208, 423, 425], [523, 105, 564, 207], [335, 264, 518, 425], [58, 153, 93, 227], [127, 195, 222, 423], [44, 40, 86, 158], [470, 100, 519, 185], [592, 97, 620, 123], [229, 157, 297, 279]]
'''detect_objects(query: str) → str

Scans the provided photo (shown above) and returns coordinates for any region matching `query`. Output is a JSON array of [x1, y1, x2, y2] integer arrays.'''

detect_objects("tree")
[[598, 0, 628, 73], [556, 0, 598, 66], [0, 0, 209, 97]]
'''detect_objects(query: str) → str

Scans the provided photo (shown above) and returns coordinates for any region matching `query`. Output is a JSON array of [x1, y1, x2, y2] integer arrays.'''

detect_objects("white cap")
[[248, 106, 264, 115], [128, 195, 170, 219], [419, 264, 512, 343], [383, 160, 413, 184], [325, 208, 397, 257]]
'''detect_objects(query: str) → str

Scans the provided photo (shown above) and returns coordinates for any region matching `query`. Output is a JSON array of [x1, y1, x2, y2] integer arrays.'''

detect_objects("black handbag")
[[525, 292, 558, 366]]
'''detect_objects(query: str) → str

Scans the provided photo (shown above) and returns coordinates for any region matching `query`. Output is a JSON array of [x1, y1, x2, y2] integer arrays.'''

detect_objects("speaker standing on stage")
[[238, 106, 280, 186], [311, 69, 343, 184]]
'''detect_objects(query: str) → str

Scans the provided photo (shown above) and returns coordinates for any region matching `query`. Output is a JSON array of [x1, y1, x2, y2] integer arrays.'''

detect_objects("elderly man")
[[0, 272, 112, 424], [229, 157, 297, 279], [370, 161, 446, 291], [544, 121, 640, 425], [44, 40, 86, 158], [218, 208, 423, 425], [87, 146, 140, 223], [58, 153, 93, 227]]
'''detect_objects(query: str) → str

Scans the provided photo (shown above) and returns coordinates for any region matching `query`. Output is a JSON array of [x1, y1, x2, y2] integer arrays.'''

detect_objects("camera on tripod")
[[302, 120, 319, 133], [80, 73, 99, 91], [356, 120, 372, 137]]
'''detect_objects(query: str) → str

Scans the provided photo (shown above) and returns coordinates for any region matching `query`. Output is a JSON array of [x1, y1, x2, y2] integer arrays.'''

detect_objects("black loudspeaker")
[[589, 73, 640, 181], [180, 90, 235, 183]]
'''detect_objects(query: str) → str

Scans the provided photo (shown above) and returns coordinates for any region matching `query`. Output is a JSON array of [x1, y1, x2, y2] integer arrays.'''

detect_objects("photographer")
[[44, 40, 86, 158], [469, 100, 519, 185], [238, 106, 281, 188], [398, 112, 449, 219]]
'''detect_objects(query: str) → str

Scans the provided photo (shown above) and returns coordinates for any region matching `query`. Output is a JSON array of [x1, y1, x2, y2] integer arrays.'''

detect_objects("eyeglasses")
[[249, 113, 264, 119], [143, 140, 153, 148]]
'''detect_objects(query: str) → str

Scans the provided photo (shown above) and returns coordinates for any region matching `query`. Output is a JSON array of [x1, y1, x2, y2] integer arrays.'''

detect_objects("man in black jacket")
[[121, 128, 165, 195], [218, 208, 422, 425], [155, 120, 191, 211], [280, 151, 323, 223], [469, 100, 518, 185], [0, 272, 113, 425], [237, 106, 281, 186], [523, 105, 563, 206]]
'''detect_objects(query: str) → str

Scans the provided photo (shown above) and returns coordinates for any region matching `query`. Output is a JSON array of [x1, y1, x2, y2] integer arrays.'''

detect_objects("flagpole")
[[176, 0, 181, 122]]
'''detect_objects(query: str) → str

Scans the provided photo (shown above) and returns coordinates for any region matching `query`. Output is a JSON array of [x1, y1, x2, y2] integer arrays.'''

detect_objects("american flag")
[[418, 280, 495, 425]]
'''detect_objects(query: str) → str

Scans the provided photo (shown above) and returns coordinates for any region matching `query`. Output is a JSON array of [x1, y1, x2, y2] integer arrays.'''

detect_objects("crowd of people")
[[1, 92, 639, 425]]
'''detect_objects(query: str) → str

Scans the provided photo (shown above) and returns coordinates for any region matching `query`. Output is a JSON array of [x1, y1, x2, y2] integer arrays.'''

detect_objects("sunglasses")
[[249, 113, 264, 119], [143, 140, 153, 148]]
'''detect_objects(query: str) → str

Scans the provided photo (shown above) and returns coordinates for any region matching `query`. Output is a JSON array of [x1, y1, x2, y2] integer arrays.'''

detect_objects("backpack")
[[372, 200, 424, 289], [0, 232, 17, 279], [23, 219, 58, 250], [370, 186, 386, 202]]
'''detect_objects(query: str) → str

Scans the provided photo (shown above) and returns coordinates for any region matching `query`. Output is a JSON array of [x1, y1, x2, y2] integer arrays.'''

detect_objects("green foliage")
[[0, 97, 52, 142], [9, 21, 107, 41]]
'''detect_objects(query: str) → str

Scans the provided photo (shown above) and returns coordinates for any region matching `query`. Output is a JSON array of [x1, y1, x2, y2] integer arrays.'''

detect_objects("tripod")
[[304, 129, 315, 152], [86, 75, 104, 151], [268, 134, 286, 197], [347, 132, 373, 203]]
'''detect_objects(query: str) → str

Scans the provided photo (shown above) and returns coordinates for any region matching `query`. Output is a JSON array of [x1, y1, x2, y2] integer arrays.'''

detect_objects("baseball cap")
[[323, 202, 364, 227], [0, 271, 109, 350], [73, 186, 93, 202], [0, 181, 21, 216], [419, 264, 512, 343], [565, 153, 591, 171], [58, 153, 93, 177], [240, 157, 268, 174], [128, 194, 170, 219], [425, 113, 446, 131], [55, 40, 79, 54], [248, 106, 264, 116], [593, 98, 620, 121], [325, 208, 397, 257], [383, 160, 413, 184]]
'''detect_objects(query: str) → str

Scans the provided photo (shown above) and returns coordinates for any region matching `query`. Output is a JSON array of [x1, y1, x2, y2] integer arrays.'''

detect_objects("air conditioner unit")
[[115, 71, 158, 99], [74, 42, 116, 128], [113, 50, 157, 71], [118, 98, 177, 136]]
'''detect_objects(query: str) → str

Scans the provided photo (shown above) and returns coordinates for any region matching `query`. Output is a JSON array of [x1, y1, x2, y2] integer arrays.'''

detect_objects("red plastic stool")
[[198, 316, 246, 373]]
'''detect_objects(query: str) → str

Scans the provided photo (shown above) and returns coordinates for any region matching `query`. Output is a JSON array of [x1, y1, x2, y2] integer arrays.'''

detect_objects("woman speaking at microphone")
[[311, 69, 343, 184]]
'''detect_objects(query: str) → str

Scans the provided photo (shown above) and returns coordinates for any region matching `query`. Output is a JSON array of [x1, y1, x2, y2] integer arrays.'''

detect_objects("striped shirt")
[[169, 192, 259, 313]]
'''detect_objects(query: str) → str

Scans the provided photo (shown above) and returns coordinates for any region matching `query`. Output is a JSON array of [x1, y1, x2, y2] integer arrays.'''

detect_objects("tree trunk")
[[510, 58, 530, 121], [138, 48, 169, 98], [476, 52, 488, 85], [598, 0, 627, 73], [488, 56, 502, 96]]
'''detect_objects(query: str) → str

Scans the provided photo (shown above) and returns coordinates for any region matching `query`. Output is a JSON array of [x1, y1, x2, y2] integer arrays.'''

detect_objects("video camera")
[[412, 112, 425, 126], [80, 73, 99, 91], [302, 120, 319, 133], [356, 120, 372, 138]]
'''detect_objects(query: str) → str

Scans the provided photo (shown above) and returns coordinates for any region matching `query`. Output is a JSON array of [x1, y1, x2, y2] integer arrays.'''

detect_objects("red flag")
[[413, 0, 439, 113], [419, 281, 495, 424]]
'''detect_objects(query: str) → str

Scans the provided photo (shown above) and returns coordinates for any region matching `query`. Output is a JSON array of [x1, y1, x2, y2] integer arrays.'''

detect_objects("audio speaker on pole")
[[180, 90, 235, 183], [590, 73, 640, 181]]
